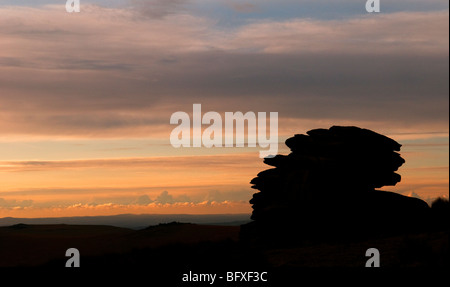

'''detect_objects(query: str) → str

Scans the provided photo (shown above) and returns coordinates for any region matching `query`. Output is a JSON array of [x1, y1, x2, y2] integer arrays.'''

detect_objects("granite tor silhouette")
[[241, 126, 430, 243]]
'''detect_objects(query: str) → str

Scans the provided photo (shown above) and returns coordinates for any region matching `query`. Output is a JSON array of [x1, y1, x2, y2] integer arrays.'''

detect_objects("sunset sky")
[[0, 0, 448, 217]]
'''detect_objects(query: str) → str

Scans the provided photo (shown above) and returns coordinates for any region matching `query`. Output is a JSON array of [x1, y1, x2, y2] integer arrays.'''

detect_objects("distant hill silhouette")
[[241, 126, 435, 244], [0, 214, 251, 230]]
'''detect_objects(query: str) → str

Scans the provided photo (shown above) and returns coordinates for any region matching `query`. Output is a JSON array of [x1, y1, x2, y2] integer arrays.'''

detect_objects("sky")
[[0, 0, 448, 217]]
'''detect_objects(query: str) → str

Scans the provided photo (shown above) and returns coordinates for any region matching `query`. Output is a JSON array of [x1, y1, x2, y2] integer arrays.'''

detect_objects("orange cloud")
[[0, 200, 251, 218]]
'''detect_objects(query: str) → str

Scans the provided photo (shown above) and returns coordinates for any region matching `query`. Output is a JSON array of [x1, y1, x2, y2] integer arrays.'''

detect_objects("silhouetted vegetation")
[[430, 197, 449, 232]]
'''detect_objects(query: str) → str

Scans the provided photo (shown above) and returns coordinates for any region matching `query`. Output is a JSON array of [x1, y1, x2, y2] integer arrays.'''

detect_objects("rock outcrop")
[[241, 126, 430, 244]]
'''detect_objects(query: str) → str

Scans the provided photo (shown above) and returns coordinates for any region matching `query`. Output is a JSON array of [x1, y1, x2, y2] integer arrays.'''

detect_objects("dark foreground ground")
[[0, 223, 448, 284]]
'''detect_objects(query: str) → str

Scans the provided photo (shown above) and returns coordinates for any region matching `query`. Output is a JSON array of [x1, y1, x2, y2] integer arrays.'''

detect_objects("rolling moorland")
[[0, 220, 447, 269]]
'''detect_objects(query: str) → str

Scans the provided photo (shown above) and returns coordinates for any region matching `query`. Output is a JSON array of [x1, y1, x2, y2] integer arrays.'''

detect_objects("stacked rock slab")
[[241, 126, 430, 243]]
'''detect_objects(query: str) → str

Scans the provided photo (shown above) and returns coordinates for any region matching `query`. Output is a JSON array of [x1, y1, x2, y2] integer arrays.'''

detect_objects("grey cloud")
[[0, 52, 447, 136], [149, 52, 449, 125], [56, 59, 133, 71], [0, 198, 34, 208], [0, 57, 22, 67], [134, 194, 154, 205], [47, 113, 166, 130], [155, 190, 174, 204], [175, 194, 191, 203], [226, 2, 258, 13], [154, 191, 193, 204], [83, 194, 153, 206], [130, 0, 188, 19], [205, 190, 226, 202], [0, 154, 261, 173], [205, 190, 251, 202]]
